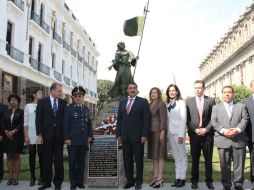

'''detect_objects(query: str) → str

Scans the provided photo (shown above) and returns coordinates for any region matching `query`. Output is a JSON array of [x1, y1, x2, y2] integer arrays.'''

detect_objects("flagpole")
[[132, 0, 150, 79]]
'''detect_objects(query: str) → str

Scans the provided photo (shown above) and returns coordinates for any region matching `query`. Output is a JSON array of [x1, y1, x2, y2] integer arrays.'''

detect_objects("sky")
[[65, 0, 252, 98]]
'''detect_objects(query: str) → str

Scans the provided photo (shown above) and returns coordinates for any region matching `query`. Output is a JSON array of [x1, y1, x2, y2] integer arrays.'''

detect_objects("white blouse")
[[167, 100, 187, 138], [24, 103, 38, 144]]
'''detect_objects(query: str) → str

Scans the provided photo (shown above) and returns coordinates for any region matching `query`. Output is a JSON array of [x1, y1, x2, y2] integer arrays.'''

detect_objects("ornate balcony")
[[6, 44, 24, 63], [53, 32, 62, 44], [8, 0, 24, 11], [63, 41, 70, 51], [30, 11, 50, 33], [29, 57, 50, 75], [70, 48, 77, 58], [64, 76, 70, 85], [72, 81, 77, 87], [78, 54, 83, 63], [54, 70, 62, 81]]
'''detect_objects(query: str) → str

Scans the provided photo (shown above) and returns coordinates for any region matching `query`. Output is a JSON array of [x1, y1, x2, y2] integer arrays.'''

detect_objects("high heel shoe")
[[149, 177, 157, 187], [12, 179, 19, 185], [7, 179, 13, 185], [153, 177, 164, 188]]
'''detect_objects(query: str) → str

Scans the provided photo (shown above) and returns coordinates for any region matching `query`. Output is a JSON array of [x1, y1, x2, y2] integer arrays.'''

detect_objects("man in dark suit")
[[63, 86, 93, 190], [243, 80, 254, 189], [186, 80, 215, 189], [116, 82, 150, 190], [0, 103, 8, 183], [36, 82, 67, 190], [212, 85, 249, 190]]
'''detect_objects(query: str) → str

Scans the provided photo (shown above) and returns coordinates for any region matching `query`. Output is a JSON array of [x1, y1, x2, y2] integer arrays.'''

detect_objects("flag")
[[123, 16, 144, 37]]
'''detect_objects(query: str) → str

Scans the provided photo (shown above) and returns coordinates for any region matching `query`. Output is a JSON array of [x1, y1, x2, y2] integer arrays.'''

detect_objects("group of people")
[[116, 80, 254, 190], [0, 79, 253, 190], [0, 82, 93, 190]]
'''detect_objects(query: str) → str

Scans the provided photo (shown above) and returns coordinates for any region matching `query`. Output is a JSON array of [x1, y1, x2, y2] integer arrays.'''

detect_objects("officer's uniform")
[[63, 86, 93, 189]]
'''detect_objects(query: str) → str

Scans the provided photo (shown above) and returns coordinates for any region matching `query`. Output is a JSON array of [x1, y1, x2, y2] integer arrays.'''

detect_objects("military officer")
[[63, 86, 93, 190]]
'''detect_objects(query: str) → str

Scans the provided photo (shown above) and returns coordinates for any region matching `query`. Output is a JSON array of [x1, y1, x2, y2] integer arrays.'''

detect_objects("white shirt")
[[167, 100, 187, 138], [50, 95, 58, 109], [24, 103, 38, 144], [195, 95, 204, 111], [126, 96, 136, 112]]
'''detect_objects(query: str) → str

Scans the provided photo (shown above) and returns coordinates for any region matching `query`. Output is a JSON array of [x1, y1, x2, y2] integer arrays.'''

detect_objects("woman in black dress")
[[2, 94, 24, 185]]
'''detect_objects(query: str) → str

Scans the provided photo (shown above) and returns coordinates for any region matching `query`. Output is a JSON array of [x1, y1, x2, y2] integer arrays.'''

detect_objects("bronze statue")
[[108, 42, 138, 98]]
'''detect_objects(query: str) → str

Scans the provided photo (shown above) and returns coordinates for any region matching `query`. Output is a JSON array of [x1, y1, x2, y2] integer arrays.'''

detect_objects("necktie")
[[126, 98, 133, 114], [53, 99, 58, 116], [198, 98, 203, 127]]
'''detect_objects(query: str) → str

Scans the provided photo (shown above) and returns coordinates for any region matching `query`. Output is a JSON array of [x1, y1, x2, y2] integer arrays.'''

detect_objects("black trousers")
[[67, 145, 87, 186], [122, 140, 144, 184], [248, 142, 254, 182], [0, 151, 3, 180], [190, 133, 214, 183], [29, 144, 43, 179], [42, 140, 64, 186]]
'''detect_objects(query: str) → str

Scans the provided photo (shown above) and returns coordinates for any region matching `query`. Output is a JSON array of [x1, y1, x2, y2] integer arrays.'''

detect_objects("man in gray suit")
[[212, 85, 249, 190], [243, 80, 254, 189]]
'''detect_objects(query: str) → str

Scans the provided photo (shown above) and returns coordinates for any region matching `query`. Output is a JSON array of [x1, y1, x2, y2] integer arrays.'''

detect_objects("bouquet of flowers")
[[94, 114, 118, 135]]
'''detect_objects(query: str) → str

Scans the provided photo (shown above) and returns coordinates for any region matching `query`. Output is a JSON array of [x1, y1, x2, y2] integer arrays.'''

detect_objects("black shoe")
[[38, 184, 52, 190], [171, 179, 180, 187], [175, 180, 185, 188], [38, 178, 43, 186], [30, 178, 36, 186], [206, 182, 214, 189], [223, 186, 231, 190], [7, 179, 13, 185], [149, 177, 157, 187], [123, 183, 134, 189], [70, 185, 76, 190], [55, 185, 61, 190], [76, 183, 85, 189], [234, 186, 243, 190], [135, 183, 142, 190], [153, 177, 164, 188], [191, 183, 198, 189]]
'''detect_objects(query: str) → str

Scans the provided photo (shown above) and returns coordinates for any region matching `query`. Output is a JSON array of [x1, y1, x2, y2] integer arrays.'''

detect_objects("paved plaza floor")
[[0, 181, 253, 190]]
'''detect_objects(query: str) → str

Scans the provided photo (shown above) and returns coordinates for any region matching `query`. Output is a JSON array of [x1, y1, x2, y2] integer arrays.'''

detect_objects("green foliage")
[[97, 80, 114, 110], [232, 85, 251, 102]]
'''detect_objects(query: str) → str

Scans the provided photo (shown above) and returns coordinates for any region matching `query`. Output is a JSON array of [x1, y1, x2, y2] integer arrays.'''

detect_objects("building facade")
[[0, 0, 99, 117], [200, 2, 254, 98]]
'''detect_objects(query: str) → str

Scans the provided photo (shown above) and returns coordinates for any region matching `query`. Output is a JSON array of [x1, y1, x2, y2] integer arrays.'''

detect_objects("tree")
[[232, 85, 251, 102], [97, 80, 114, 110]]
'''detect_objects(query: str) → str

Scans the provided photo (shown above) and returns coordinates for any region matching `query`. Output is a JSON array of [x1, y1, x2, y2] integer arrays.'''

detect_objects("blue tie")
[[53, 99, 58, 116]]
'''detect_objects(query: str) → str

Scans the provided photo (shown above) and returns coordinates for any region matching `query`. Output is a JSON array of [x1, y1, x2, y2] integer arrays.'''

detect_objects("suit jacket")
[[63, 104, 93, 146], [186, 96, 215, 135], [116, 96, 151, 142], [0, 103, 8, 137], [211, 101, 249, 148], [1, 108, 24, 141], [150, 100, 167, 132], [243, 95, 254, 142], [36, 96, 67, 142]]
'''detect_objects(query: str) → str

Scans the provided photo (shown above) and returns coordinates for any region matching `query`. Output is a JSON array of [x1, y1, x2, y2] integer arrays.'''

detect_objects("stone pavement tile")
[[0, 181, 253, 190]]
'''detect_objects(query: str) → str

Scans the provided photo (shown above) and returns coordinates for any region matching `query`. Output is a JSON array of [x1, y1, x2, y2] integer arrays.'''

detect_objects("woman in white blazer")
[[166, 84, 188, 188]]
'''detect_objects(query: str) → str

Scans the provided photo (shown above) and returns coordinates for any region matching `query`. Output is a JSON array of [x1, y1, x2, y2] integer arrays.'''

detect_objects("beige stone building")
[[200, 2, 254, 98]]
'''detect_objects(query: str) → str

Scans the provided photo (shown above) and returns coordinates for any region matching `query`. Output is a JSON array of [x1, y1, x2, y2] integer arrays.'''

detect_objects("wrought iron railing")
[[72, 81, 77, 87], [6, 44, 24, 63], [8, 0, 24, 11], [53, 32, 62, 44], [29, 57, 50, 75], [70, 48, 77, 58], [63, 41, 70, 51], [30, 11, 50, 33], [54, 70, 62, 81], [64, 76, 70, 85], [78, 54, 83, 63]]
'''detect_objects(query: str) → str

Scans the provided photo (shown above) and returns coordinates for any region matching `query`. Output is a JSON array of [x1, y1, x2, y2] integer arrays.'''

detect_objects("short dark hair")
[[50, 82, 62, 91], [166, 84, 183, 103], [7, 94, 21, 104], [194, 80, 205, 88], [222, 85, 234, 93], [128, 82, 138, 88], [32, 88, 42, 101]]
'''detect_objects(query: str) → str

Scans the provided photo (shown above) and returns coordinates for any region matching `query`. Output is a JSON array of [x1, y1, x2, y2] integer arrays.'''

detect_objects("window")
[[31, 0, 35, 18], [52, 53, 55, 69], [38, 43, 42, 63], [29, 37, 33, 56], [70, 65, 73, 79], [40, 4, 44, 25], [6, 22, 13, 45], [62, 60, 65, 74]]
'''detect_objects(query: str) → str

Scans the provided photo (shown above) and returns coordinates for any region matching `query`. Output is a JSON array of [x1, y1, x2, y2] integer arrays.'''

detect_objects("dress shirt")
[[195, 95, 204, 111], [126, 96, 136, 112], [50, 95, 58, 109]]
